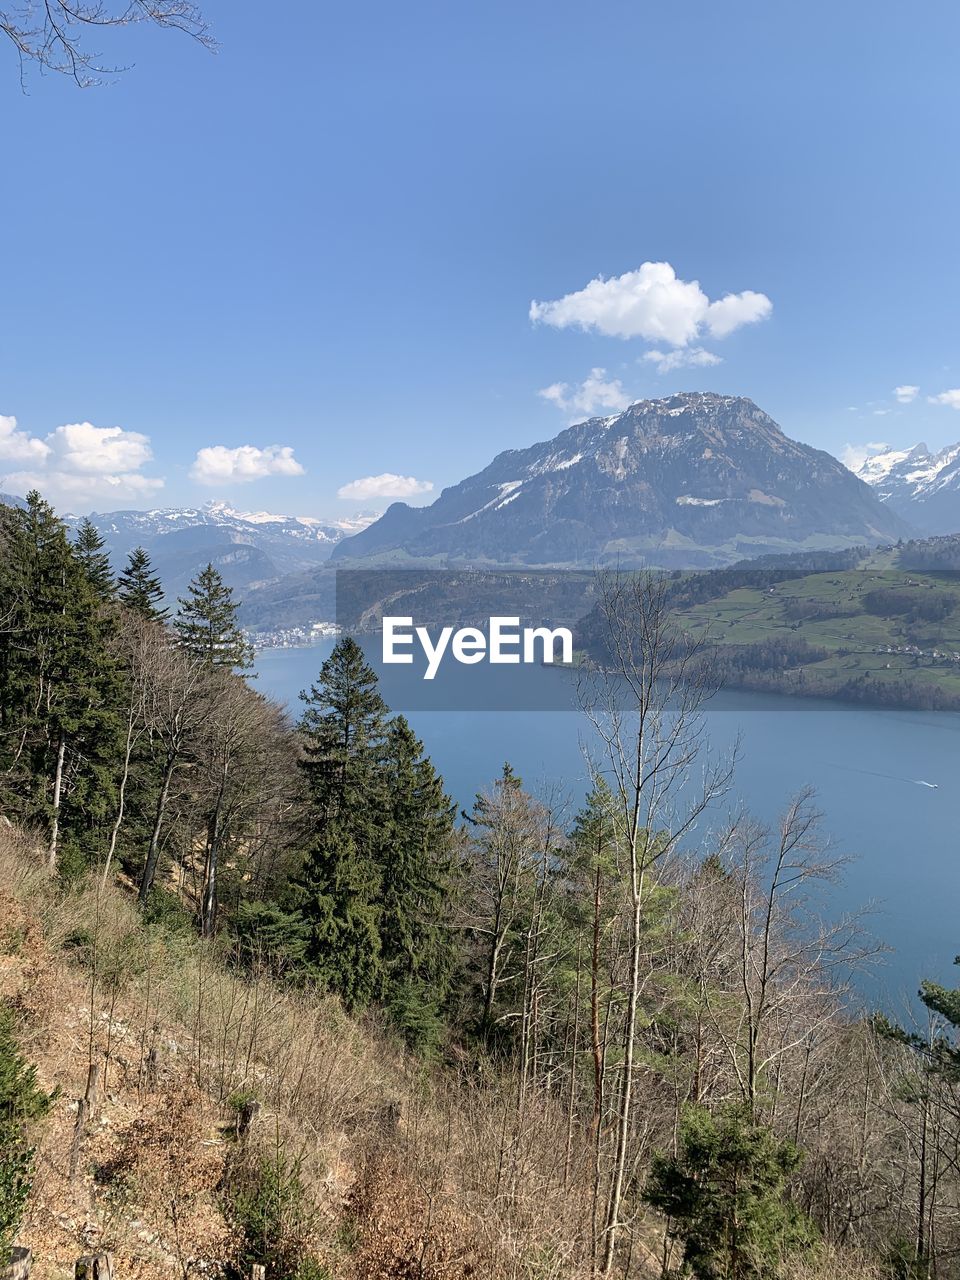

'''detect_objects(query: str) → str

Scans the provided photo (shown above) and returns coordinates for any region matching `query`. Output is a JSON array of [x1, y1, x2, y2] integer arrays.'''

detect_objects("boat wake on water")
[[828, 763, 939, 789]]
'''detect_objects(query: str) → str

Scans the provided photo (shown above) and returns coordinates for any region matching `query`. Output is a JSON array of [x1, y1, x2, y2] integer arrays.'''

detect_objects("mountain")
[[65, 500, 379, 602], [332, 393, 910, 569], [854, 442, 960, 535]]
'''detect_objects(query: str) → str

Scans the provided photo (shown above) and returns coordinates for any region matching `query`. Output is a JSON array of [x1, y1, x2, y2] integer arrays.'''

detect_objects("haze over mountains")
[[333, 393, 909, 569], [855, 441, 960, 534]]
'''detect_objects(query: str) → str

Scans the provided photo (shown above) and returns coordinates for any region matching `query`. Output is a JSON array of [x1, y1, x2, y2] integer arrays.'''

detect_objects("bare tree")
[[462, 768, 553, 1039], [579, 568, 734, 1275], [193, 675, 296, 939], [2, 1, 213, 86], [707, 792, 878, 1120], [137, 638, 206, 904], [98, 610, 159, 892]]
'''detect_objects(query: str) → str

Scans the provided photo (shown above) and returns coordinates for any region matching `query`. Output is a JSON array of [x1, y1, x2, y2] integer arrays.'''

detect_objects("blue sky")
[[3, 0, 960, 516]]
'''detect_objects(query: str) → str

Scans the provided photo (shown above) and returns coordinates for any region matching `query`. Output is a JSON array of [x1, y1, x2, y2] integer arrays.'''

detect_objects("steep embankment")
[[0, 827, 606, 1280]]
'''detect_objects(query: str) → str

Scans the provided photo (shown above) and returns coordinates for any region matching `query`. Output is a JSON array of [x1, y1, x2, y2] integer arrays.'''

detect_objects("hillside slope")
[[0, 826, 890, 1280], [0, 830, 632, 1280]]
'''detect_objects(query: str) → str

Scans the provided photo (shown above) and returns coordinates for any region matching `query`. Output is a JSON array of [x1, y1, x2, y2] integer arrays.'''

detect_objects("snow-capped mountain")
[[853, 443, 960, 534], [332, 392, 909, 568], [63, 500, 380, 601]]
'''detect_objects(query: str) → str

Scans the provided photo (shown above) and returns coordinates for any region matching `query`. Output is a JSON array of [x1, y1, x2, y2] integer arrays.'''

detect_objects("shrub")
[[222, 1142, 325, 1280], [644, 1103, 816, 1280], [0, 1003, 54, 1264]]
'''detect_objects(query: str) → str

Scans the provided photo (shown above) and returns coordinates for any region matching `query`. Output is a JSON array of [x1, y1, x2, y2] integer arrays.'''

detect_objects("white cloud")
[[189, 444, 306, 485], [0, 417, 163, 508], [929, 389, 960, 410], [47, 422, 153, 474], [4, 468, 164, 502], [894, 385, 919, 404], [703, 291, 772, 339], [337, 473, 434, 501], [0, 414, 52, 464], [840, 441, 889, 471], [538, 367, 631, 417], [529, 261, 772, 349], [643, 346, 723, 374]]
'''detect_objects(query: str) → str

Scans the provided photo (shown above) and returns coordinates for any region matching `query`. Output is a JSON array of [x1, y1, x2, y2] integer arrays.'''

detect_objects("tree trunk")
[[601, 880, 644, 1275], [201, 760, 229, 938], [47, 734, 66, 869], [138, 753, 176, 904], [917, 1093, 929, 1269], [100, 704, 137, 894], [590, 862, 605, 1274]]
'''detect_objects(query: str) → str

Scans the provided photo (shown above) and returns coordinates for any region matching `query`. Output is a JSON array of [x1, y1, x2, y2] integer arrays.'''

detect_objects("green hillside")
[[671, 565, 960, 707]]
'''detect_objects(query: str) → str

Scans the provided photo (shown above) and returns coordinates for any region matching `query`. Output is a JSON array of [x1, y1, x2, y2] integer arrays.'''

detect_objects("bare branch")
[[2, 0, 214, 86]]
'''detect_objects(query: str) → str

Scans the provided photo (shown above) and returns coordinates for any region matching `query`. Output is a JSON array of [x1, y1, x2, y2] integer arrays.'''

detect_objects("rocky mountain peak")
[[333, 392, 909, 569], [855, 440, 960, 534]]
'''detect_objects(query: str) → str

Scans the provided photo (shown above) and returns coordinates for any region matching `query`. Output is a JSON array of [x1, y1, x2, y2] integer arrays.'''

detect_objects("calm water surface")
[[255, 641, 960, 1004]]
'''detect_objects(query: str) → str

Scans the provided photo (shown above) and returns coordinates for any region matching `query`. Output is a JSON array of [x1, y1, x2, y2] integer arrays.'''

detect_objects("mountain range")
[[854, 442, 960, 534], [5, 395, 948, 632], [68, 501, 378, 603], [332, 393, 909, 569]]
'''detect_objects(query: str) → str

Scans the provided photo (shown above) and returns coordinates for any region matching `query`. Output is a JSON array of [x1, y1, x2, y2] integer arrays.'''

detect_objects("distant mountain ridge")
[[333, 392, 910, 568], [854, 442, 960, 534], [67, 500, 380, 600], [0, 494, 379, 603]]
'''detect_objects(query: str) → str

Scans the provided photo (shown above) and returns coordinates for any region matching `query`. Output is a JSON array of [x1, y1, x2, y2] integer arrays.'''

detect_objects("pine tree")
[[876, 958, 960, 1274], [73, 517, 115, 600], [0, 492, 123, 867], [0, 1004, 53, 1265], [298, 636, 387, 818], [118, 545, 169, 622], [915, 962, 960, 1081], [293, 818, 383, 1010], [565, 780, 621, 1139], [378, 715, 459, 1045], [175, 563, 253, 671], [644, 1103, 815, 1279], [293, 637, 389, 1008]]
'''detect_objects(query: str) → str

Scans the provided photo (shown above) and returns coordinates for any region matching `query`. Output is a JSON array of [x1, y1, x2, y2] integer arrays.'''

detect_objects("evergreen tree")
[[644, 1103, 815, 1279], [0, 1004, 53, 1265], [293, 638, 389, 1008], [0, 493, 123, 866], [175, 563, 253, 671], [118, 545, 169, 622], [378, 715, 459, 1045], [875, 958, 960, 1276], [72, 517, 115, 600], [293, 818, 383, 1010], [298, 636, 388, 819], [915, 961, 960, 1081]]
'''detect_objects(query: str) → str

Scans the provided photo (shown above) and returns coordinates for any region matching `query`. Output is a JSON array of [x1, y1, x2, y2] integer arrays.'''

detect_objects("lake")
[[255, 640, 960, 1005]]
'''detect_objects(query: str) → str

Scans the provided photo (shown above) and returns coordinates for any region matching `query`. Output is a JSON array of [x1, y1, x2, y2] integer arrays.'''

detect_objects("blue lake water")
[[255, 640, 960, 1005]]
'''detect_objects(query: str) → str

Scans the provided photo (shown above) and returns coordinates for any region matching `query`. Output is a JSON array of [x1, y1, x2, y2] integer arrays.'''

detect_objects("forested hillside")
[[2, 493, 960, 1280]]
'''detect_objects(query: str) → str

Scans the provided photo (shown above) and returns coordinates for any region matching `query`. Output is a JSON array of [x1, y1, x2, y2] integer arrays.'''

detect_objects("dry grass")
[[0, 826, 887, 1280]]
